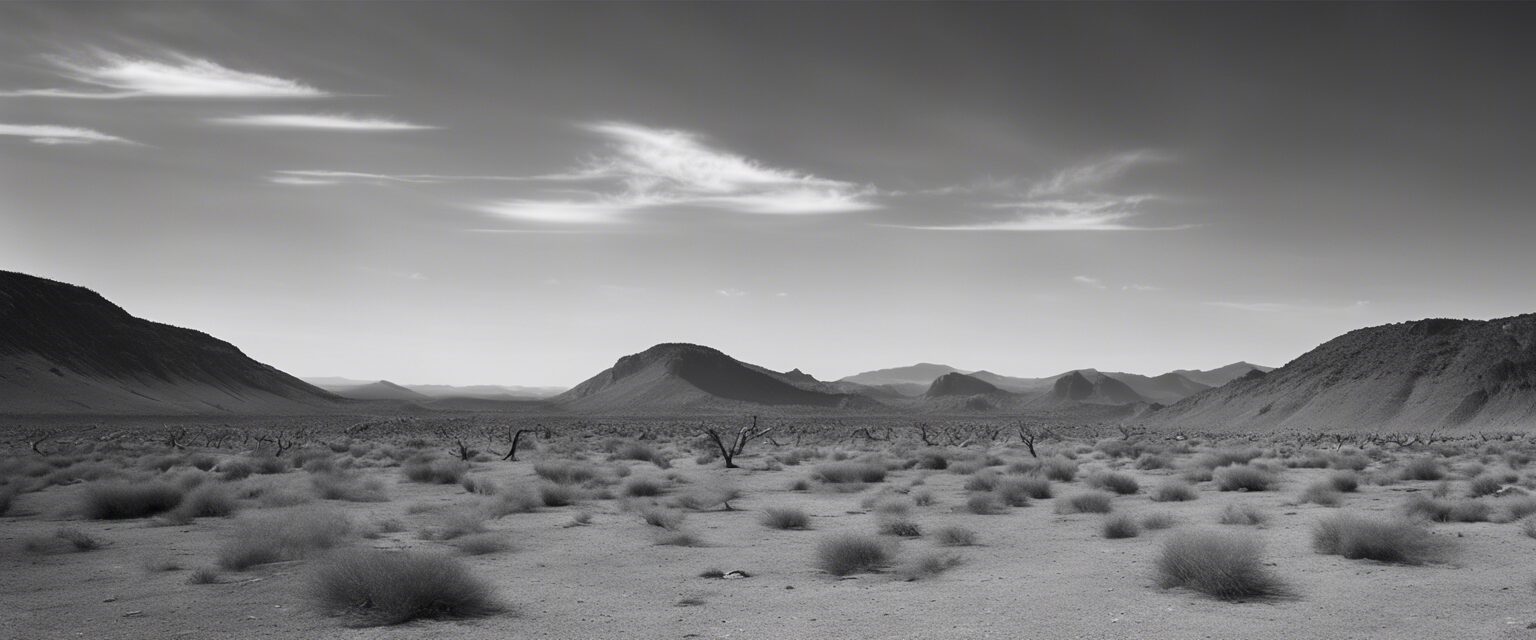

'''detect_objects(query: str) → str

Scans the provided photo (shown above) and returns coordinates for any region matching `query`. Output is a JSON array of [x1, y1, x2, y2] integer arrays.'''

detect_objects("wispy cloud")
[[478, 121, 876, 224], [1204, 300, 1371, 313], [0, 124, 135, 145], [1072, 275, 1107, 290], [266, 169, 563, 186], [2, 50, 326, 99], [1122, 283, 1162, 292], [209, 114, 434, 130], [1029, 150, 1168, 197], [716, 288, 748, 297]]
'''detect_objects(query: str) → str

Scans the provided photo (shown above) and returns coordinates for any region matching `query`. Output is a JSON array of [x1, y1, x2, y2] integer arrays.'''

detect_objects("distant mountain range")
[[3, 269, 1530, 431], [0, 270, 340, 414]]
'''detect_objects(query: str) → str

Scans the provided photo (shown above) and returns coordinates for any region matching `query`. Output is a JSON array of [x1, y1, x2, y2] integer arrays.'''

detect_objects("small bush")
[[622, 476, 666, 497], [815, 534, 894, 576], [1039, 457, 1078, 482], [898, 551, 963, 581], [82, 482, 184, 520], [1521, 516, 1536, 539], [1086, 472, 1139, 495], [639, 505, 685, 530], [1213, 465, 1278, 492], [996, 477, 1048, 505], [670, 485, 741, 511], [1403, 494, 1490, 523], [878, 517, 922, 537], [533, 460, 600, 485], [55, 527, 103, 551], [787, 477, 811, 491], [1141, 512, 1178, 530], [1298, 481, 1343, 507], [656, 530, 704, 546], [309, 549, 500, 626], [760, 506, 810, 530], [1102, 514, 1140, 539], [538, 483, 579, 507], [1312, 513, 1448, 564], [311, 472, 389, 502], [1399, 457, 1446, 481], [451, 533, 514, 556], [1055, 491, 1114, 514], [1467, 474, 1504, 498], [934, 525, 977, 546], [218, 459, 255, 481], [965, 493, 1000, 514], [1154, 530, 1286, 600], [1151, 480, 1198, 502], [1135, 454, 1173, 470], [168, 483, 240, 521], [1327, 471, 1360, 493], [187, 567, 221, 584], [402, 459, 470, 485], [964, 471, 1001, 492], [218, 507, 352, 570], [0, 489, 13, 516], [911, 489, 936, 506], [419, 510, 488, 541], [1217, 503, 1268, 526], [815, 463, 887, 484]]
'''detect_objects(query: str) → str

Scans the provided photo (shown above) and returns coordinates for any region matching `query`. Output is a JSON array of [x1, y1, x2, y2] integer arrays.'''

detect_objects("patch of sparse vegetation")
[[1298, 481, 1343, 507], [1102, 514, 1140, 539], [402, 459, 470, 485], [934, 525, 977, 546], [218, 507, 352, 571], [760, 506, 810, 530], [82, 481, 184, 520], [898, 550, 963, 581], [1403, 494, 1490, 523], [1217, 503, 1269, 526], [1154, 530, 1287, 601], [815, 462, 887, 484], [1086, 471, 1139, 495], [1312, 513, 1449, 564], [815, 533, 895, 576], [1213, 465, 1278, 492], [309, 549, 500, 626], [1054, 491, 1114, 514], [1151, 480, 1199, 502]]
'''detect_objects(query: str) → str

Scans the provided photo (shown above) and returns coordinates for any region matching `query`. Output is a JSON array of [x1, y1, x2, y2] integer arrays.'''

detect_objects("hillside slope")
[[0, 271, 340, 414], [1146, 316, 1536, 431]]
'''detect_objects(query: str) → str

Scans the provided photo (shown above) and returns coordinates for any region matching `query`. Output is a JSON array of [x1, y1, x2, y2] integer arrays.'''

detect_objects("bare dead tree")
[[699, 416, 773, 468], [493, 426, 537, 461], [914, 422, 937, 447], [1017, 422, 1054, 458], [27, 429, 54, 455], [164, 427, 188, 450]]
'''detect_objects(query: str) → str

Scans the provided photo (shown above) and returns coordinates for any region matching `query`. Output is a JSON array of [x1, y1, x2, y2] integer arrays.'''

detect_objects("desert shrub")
[[622, 476, 667, 497], [251, 456, 288, 475], [1501, 495, 1536, 522], [787, 477, 811, 491], [170, 483, 240, 520], [188, 454, 218, 471], [911, 489, 936, 506], [1000, 477, 1051, 502], [670, 485, 741, 511], [1182, 467, 1215, 483], [419, 510, 489, 541], [611, 441, 670, 468], [878, 517, 922, 537], [815, 462, 887, 484], [1327, 471, 1360, 493], [309, 549, 499, 626], [1154, 530, 1286, 600], [1151, 480, 1198, 502], [451, 533, 514, 556], [1287, 451, 1332, 469], [187, 567, 221, 584], [1328, 454, 1371, 471], [898, 551, 963, 581], [1403, 494, 1490, 523], [1142, 512, 1179, 530], [1086, 472, 1139, 495], [815, 533, 895, 576], [1312, 513, 1448, 564], [460, 475, 498, 495], [639, 505, 685, 530], [655, 529, 704, 546], [1297, 481, 1343, 507], [1055, 491, 1114, 514], [1101, 513, 1140, 539], [760, 506, 810, 530], [1217, 503, 1268, 526], [965, 493, 1000, 514], [1521, 516, 1536, 539], [1399, 457, 1446, 481], [55, 527, 103, 552], [1467, 474, 1504, 498], [0, 489, 14, 517], [311, 472, 389, 502], [537, 483, 579, 507], [866, 496, 913, 516], [533, 460, 600, 485], [1193, 448, 1263, 470], [218, 459, 255, 481], [963, 470, 1001, 492], [914, 451, 950, 470], [934, 525, 977, 546], [1135, 454, 1173, 470], [82, 482, 184, 520], [485, 486, 541, 516], [402, 459, 470, 485], [1213, 465, 1278, 492], [1039, 457, 1078, 482], [218, 507, 352, 570]]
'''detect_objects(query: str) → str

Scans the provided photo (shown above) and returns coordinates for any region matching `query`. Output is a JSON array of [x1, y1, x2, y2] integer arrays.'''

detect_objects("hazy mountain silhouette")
[[334, 380, 430, 401], [0, 270, 339, 414], [1049, 370, 1149, 405], [925, 372, 1001, 397], [1170, 362, 1275, 388], [557, 343, 878, 412], [1147, 315, 1536, 430], [839, 363, 966, 387]]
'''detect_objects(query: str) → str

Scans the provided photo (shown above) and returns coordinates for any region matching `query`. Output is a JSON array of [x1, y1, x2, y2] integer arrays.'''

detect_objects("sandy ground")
[[2, 450, 1534, 640]]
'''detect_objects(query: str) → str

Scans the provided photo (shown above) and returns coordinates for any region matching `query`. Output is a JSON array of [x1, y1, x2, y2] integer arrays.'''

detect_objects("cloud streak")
[[1029, 150, 1168, 197], [0, 124, 135, 145], [479, 121, 876, 224], [266, 170, 564, 186], [2, 50, 327, 99], [210, 114, 435, 130], [888, 195, 1194, 231]]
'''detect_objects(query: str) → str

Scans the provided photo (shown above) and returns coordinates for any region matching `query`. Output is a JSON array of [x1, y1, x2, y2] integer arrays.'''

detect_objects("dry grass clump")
[[217, 459, 255, 481], [1141, 512, 1179, 530], [1399, 457, 1446, 481], [1154, 530, 1287, 601], [217, 507, 352, 570], [451, 533, 515, 556], [998, 477, 1051, 503], [82, 481, 184, 520], [814, 462, 887, 484], [309, 548, 500, 626], [878, 516, 923, 538], [164, 483, 240, 523], [460, 475, 499, 495], [187, 567, 221, 584], [1217, 503, 1269, 526], [1298, 481, 1343, 507], [1086, 471, 1139, 495], [760, 506, 810, 530], [1135, 454, 1174, 470], [1466, 474, 1505, 498], [484, 486, 542, 517], [1151, 480, 1199, 502], [610, 441, 671, 468], [1327, 470, 1360, 492], [622, 476, 667, 497], [1312, 513, 1449, 564], [26, 527, 103, 553], [670, 485, 742, 511], [963, 470, 1001, 492], [311, 471, 389, 502], [0, 488, 15, 517], [1213, 465, 1278, 492], [532, 459, 601, 485], [402, 459, 470, 485], [965, 492, 1001, 514], [898, 550, 963, 581], [655, 529, 705, 546], [1039, 457, 1078, 482], [538, 483, 580, 507], [815, 533, 895, 576], [638, 504, 686, 530], [1403, 494, 1490, 523], [1054, 491, 1114, 514], [419, 510, 489, 541], [1520, 516, 1536, 539], [1102, 514, 1141, 539], [934, 525, 978, 546], [1193, 448, 1263, 470]]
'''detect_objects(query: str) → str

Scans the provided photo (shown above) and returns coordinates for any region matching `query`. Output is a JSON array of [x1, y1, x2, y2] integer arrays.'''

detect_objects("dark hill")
[[925, 372, 1001, 397]]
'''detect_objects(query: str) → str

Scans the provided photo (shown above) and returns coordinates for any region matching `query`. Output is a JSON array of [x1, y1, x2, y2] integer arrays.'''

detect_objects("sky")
[[3, 2, 1536, 388]]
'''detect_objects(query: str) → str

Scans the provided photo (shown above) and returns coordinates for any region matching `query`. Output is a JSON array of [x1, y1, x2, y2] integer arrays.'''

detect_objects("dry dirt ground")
[[2, 445, 1534, 640]]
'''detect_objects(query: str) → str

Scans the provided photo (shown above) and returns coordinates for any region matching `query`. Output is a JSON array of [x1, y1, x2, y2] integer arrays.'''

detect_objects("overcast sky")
[[3, 2, 1535, 387]]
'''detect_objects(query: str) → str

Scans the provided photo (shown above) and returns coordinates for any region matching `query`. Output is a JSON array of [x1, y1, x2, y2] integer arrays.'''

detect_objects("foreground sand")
[[2, 449, 1532, 640]]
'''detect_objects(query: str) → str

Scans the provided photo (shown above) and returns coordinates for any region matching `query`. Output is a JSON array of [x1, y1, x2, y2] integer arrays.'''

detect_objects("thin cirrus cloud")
[[476, 121, 878, 224], [0, 124, 135, 145], [209, 114, 435, 130], [266, 169, 555, 186], [1204, 300, 1371, 313], [1, 50, 327, 99]]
